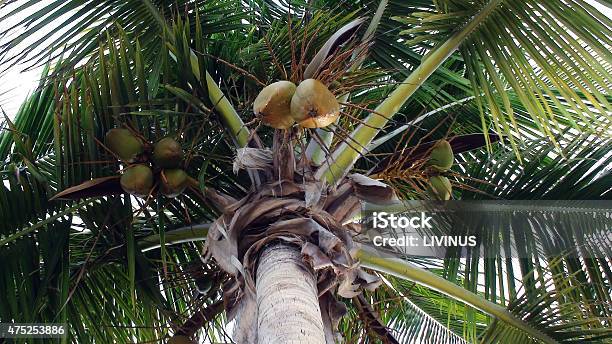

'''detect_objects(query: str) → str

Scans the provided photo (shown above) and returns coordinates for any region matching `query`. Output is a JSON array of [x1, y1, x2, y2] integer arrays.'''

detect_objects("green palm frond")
[[316, 0, 611, 183], [395, 0, 611, 149], [365, 275, 474, 344], [480, 256, 611, 343], [355, 132, 610, 343], [0, 0, 247, 72], [458, 134, 611, 200], [0, 19, 242, 341]]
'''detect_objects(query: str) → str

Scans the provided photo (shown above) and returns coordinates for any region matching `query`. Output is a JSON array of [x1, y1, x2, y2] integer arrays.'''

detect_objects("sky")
[[1, 1, 611, 119]]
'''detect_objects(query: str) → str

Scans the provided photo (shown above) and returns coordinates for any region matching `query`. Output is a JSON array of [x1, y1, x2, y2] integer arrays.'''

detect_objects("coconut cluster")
[[104, 129, 188, 198], [253, 79, 340, 129], [425, 139, 454, 200]]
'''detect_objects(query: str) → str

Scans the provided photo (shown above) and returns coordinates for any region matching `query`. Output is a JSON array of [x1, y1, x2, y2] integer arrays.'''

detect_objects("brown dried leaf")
[[302, 242, 334, 270], [357, 269, 382, 291], [50, 176, 123, 200], [223, 281, 257, 343], [337, 270, 361, 298], [319, 292, 347, 344], [304, 181, 325, 208], [203, 188, 237, 212], [317, 228, 343, 254], [349, 173, 397, 204], [229, 198, 300, 235], [266, 218, 321, 238], [205, 216, 239, 275], [261, 180, 303, 198], [233, 147, 273, 174]]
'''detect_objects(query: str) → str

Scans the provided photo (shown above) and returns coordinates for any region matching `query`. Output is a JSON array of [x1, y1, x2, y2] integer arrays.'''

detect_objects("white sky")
[[0, 1, 610, 119]]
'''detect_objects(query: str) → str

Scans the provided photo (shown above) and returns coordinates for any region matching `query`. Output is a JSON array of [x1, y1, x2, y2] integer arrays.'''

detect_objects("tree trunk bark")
[[256, 243, 326, 344]]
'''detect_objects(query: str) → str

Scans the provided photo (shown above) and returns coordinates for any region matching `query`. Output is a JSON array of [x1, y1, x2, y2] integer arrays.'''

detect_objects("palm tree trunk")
[[256, 243, 326, 344]]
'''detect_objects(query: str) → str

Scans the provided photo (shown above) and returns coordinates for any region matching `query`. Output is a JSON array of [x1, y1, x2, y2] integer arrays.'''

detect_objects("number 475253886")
[[0, 323, 67, 338]]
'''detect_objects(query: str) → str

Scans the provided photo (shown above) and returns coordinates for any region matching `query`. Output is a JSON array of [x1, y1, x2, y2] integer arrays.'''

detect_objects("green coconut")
[[290, 79, 340, 128], [120, 164, 153, 198], [254, 80, 297, 129], [104, 128, 143, 162], [160, 169, 188, 198], [427, 140, 454, 172], [153, 137, 183, 168], [167, 335, 195, 344], [427, 175, 452, 200]]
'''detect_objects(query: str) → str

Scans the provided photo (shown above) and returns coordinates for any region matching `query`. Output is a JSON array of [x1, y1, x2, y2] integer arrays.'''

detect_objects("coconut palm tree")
[[0, 0, 610, 343]]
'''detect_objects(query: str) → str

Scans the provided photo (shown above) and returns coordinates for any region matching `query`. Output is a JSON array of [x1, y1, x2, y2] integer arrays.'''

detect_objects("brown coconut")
[[253, 81, 297, 129], [290, 79, 340, 128]]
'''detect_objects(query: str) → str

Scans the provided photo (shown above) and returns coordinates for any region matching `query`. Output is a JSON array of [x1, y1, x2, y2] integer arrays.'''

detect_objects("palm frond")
[[317, 0, 611, 183]]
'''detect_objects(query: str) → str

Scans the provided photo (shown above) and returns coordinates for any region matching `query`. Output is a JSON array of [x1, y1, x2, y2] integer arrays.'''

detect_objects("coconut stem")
[[273, 129, 296, 181]]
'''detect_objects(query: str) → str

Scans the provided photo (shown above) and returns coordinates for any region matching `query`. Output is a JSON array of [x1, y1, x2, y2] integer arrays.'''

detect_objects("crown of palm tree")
[[0, 0, 610, 343]]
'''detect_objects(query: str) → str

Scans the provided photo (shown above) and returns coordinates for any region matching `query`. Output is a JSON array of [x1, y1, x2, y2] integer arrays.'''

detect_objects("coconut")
[[104, 128, 143, 162], [427, 176, 452, 200], [160, 169, 188, 198], [167, 335, 194, 344], [120, 164, 153, 198], [290, 79, 340, 128], [153, 137, 183, 168], [254, 81, 297, 129], [428, 140, 454, 172]]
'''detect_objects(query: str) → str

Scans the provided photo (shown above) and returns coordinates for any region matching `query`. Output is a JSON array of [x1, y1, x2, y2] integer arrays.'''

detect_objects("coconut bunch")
[[253, 78, 340, 129], [104, 128, 190, 198], [425, 139, 454, 200]]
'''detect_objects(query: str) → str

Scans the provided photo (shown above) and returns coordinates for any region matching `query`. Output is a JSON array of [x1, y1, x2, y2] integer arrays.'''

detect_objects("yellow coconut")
[[153, 137, 183, 168], [427, 176, 452, 200], [427, 140, 454, 172], [167, 335, 195, 344], [254, 80, 297, 129], [160, 169, 189, 198], [104, 128, 143, 162], [120, 164, 153, 198], [290, 79, 340, 128]]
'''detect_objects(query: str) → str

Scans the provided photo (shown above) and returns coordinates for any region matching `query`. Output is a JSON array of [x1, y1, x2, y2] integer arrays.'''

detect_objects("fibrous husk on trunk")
[[203, 177, 384, 342]]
